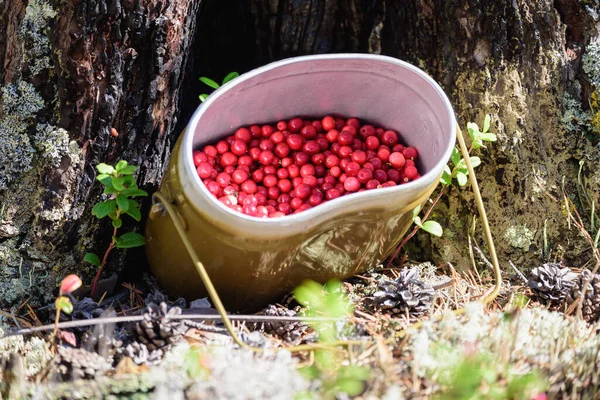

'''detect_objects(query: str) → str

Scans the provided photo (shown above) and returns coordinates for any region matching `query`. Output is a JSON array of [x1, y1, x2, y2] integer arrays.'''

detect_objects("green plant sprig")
[[388, 115, 497, 266], [294, 280, 370, 399], [86, 160, 147, 297], [199, 72, 239, 102]]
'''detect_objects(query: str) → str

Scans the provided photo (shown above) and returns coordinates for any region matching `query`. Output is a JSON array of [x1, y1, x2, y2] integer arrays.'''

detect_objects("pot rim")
[[179, 54, 456, 231]]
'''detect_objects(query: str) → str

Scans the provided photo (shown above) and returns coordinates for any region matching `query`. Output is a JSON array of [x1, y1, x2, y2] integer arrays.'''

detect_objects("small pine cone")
[[56, 347, 111, 381], [145, 291, 186, 310], [120, 342, 163, 365], [134, 302, 187, 351], [370, 268, 434, 317], [566, 269, 600, 323], [254, 305, 311, 345], [528, 263, 578, 304]]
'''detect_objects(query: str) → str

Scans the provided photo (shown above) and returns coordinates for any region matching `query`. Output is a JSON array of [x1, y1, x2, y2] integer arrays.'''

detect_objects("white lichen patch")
[[19, 0, 56, 76], [583, 40, 600, 87], [0, 325, 52, 376], [34, 124, 70, 166], [504, 224, 534, 250], [0, 81, 43, 189]]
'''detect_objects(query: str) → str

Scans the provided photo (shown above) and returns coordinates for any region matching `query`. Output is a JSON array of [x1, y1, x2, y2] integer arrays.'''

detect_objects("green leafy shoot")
[[294, 280, 370, 399], [88, 160, 147, 296], [412, 205, 443, 237], [199, 72, 239, 102]]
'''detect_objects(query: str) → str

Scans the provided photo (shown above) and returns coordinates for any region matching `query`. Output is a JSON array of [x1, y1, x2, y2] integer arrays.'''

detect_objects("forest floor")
[[1, 255, 599, 400]]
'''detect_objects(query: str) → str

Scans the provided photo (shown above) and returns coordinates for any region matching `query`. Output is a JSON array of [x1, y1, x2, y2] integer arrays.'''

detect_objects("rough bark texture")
[[2, 0, 600, 307], [0, 0, 201, 306]]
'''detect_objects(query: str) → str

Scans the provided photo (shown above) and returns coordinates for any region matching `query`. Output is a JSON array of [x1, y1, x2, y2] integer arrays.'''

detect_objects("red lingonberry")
[[216, 172, 231, 188], [365, 136, 380, 150], [259, 150, 274, 165], [301, 125, 317, 139], [216, 140, 229, 154], [326, 188, 341, 200], [250, 125, 261, 138], [278, 179, 292, 193], [232, 169, 249, 184], [351, 150, 367, 165], [403, 146, 418, 160], [268, 186, 280, 199], [377, 147, 390, 162], [312, 153, 325, 165], [220, 152, 237, 167], [325, 129, 339, 143], [261, 125, 274, 138], [251, 169, 265, 183], [290, 197, 303, 210], [281, 157, 293, 168], [338, 131, 353, 145], [365, 179, 379, 190], [389, 152, 406, 169], [404, 165, 418, 180], [287, 134, 304, 150], [374, 169, 387, 183], [335, 118, 345, 129], [300, 164, 315, 177], [339, 146, 353, 158], [259, 139, 275, 151], [357, 168, 373, 183], [322, 116, 335, 131], [271, 131, 284, 144], [344, 177, 360, 192], [277, 168, 289, 179], [263, 175, 278, 187], [203, 145, 217, 157], [288, 117, 304, 132], [234, 128, 251, 143], [392, 144, 405, 152], [276, 121, 287, 131], [387, 169, 400, 183], [197, 162, 213, 179], [346, 118, 360, 129], [345, 161, 360, 177], [360, 124, 376, 138], [293, 152, 309, 166], [330, 166, 342, 177], [193, 151, 207, 166]]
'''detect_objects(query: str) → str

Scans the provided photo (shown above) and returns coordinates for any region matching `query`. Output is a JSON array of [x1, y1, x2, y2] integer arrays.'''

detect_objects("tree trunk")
[[0, 0, 201, 306], [1, 0, 599, 307]]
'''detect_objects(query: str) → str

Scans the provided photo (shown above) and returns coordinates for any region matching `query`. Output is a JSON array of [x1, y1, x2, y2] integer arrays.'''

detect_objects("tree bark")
[[1, 0, 599, 307], [0, 0, 201, 306]]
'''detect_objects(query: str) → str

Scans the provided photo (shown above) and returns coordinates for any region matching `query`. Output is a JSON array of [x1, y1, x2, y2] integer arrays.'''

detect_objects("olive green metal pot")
[[145, 54, 456, 312]]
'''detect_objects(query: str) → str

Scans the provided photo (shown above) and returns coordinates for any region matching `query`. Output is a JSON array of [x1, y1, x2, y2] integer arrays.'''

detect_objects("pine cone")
[[370, 268, 434, 317], [134, 302, 187, 351], [120, 342, 163, 365], [528, 263, 578, 304], [56, 347, 111, 381], [253, 305, 312, 345], [566, 269, 600, 323], [145, 291, 186, 310]]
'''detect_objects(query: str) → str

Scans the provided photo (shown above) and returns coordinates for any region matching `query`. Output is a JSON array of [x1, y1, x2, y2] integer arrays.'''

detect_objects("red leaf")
[[60, 274, 82, 294]]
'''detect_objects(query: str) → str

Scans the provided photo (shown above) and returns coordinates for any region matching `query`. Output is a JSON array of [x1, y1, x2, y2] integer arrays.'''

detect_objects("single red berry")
[[300, 164, 315, 177], [381, 130, 398, 146], [335, 118, 345, 129], [220, 152, 237, 167], [224, 165, 235, 174], [362, 162, 374, 171], [193, 150, 207, 166], [292, 176, 303, 188], [232, 169, 249, 184], [387, 169, 401, 183], [259, 139, 275, 151], [365, 179, 380, 190], [271, 131, 284, 144], [330, 166, 342, 177], [276, 121, 287, 131], [392, 144, 405, 152], [365, 136, 379, 150], [308, 194, 323, 206], [278, 179, 292, 193], [302, 140, 320, 155], [301, 125, 317, 139], [322, 116, 335, 131], [325, 129, 339, 143], [288, 117, 304, 132], [351, 150, 367, 165], [277, 168, 289, 179], [287, 134, 304, 150], [216, 140, 229, 154], [281, 157, 293, 168], [263, 175, 278, 187], [315, 165, 326, 177], [303, 175, 318, 187], [238, 155, 252, 167], [277, 202, 292, 214], [288, 164, 300, 178], [316, 136, 329, 150], [326, 188, 341, 200], [346, 117, 360, 129], [339, 146, 353, 158], [312, 120, 323, 132], [405, 159, 415, 167], [249, 147, 261, 161], [251, 169, 265, 183], [269, 211, 286, 218], [377, 147, 390, 162], [197, 162, 213, 179], [261, 125, 274, 138], [357, 168, 373, 183], [250, 125, 262, 138], [267, 186, 280, 199], [374, 169, 387, 183], [293, 152, 309, 166], [230, 139, 247, 156], [294, 184, 311, 199], [404, 165, 418, 180], [338, 131, 353, 145], [216, 172, 231, 188], [206, 180, 221, 196], [259, 150, 274, 165], [264, 165, 276, 175], [312, 153, 325, 165], [203, 145, 218, 157], [403, 146, 418, 160], [389, 152, 406, 169], [342, 125, 357, 136], [290, 197, 304, 210], [369, 157, 382, 169], [345, 162, 360, 177], [360, 125, 376, 138], [255, 193, 267, 206], [325, 154, 339, 168], [234, 128, 251, 143]]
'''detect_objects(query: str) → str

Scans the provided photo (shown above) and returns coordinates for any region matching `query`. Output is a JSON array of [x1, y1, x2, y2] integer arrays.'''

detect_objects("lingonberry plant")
[[86, 160, 147, 297], [294, 280, 370, 399], [389, 115, 496, 265], [199, 72, 239, 102], [53, 274, 82, 345]]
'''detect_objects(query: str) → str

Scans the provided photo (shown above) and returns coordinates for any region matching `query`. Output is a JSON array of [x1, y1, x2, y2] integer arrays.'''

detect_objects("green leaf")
[[483, 114, 491, 133], [412, 205, 421, 218], [96, 163, 114, 174], [440, 165, 452, 185], [112, 177, 126, 191], [112, 218, 122, 228], [466, 122, 479, 139], [199, 77, 220, 89], [116, 194, 129, 212], [413, 216, 422, 227], [298, 366, 320, 380], [335, 378, 365, 396], [422, 220, 443, 237], [451, 147, 461, 166], [84, 252, 101, 267], [121, 188, 148, 197], [222, 72, 239, 85], [456, 172, 468, 186], [97, 174, 113, 188], [115, 160, 128, 171], [115, 232, 146, 248], [55, 296, 73, 314], [480, 132, 497, 142], [122, 175, 135, 186], [199, 94, 209, 102], [108, 210, 118, 220], [119, 166, 137, 175], [339, 365, 370, 381], [469, 156, 481, 168], [92, 200, 117, 219], [103, 185, 118, 195], [125, 201, 142, 221], [472, 138, 483, 149], [294, 280, 324, 309]]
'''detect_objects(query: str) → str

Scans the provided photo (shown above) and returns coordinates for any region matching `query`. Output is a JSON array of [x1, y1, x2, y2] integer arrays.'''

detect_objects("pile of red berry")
[[193, 116, 420, 218]]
